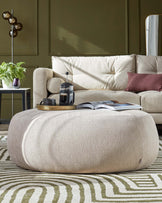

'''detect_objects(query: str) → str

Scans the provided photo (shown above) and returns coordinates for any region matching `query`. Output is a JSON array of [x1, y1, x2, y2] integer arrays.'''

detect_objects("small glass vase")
[[12, 78, 20, 89]]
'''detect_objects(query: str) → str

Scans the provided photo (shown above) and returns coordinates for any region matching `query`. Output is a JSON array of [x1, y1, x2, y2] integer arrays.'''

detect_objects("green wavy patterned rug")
[[0, 131, 162, 203]]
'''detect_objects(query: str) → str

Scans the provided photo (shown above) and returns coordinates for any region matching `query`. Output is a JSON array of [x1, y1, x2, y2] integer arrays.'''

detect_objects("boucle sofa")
[[33, 55, 162, 124]]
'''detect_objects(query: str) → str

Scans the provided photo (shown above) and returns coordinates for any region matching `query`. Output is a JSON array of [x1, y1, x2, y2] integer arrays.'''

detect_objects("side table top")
[[0, 88, 30, 91]]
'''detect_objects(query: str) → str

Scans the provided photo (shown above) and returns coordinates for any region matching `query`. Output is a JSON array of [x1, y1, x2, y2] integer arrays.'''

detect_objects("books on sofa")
[[76, 100, 142, 111]]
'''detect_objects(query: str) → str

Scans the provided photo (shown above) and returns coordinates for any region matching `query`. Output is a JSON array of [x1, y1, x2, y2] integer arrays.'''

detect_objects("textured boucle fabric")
[[8, 109, 159, 173], [52, 55, 135, 90], [49, 90, 140, 105]]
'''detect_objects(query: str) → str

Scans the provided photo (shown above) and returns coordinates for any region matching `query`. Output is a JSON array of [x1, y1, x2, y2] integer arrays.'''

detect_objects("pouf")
[[8, 109, 159, 173]]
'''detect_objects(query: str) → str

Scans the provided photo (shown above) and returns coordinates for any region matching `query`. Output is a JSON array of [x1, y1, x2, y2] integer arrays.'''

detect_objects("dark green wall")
[[0, 0, 162, 119]]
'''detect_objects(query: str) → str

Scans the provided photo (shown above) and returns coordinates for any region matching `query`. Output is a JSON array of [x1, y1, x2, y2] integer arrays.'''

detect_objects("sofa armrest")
[[33, 67, 54, 108]]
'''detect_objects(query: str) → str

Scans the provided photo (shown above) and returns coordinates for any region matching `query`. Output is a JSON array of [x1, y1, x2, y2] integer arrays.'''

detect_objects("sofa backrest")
[[51, 55, 135, 90], [136, 55, 162, 74]]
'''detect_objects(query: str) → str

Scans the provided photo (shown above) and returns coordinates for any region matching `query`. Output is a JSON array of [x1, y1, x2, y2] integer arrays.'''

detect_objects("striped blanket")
[[0, 131, 162, 202]]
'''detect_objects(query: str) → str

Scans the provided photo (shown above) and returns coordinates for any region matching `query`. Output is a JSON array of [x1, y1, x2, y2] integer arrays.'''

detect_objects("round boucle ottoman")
[[8, 109, 159, 173]]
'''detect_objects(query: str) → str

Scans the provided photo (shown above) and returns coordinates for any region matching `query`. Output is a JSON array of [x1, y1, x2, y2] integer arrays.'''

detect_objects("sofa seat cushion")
[[52, 55, 135, 90], [49, 90, 140, 105], [138, 91, 162, 113]]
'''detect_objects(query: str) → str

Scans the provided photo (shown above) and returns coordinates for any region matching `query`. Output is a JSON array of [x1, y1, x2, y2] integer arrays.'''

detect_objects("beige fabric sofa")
[[33, 55, 162, 124]]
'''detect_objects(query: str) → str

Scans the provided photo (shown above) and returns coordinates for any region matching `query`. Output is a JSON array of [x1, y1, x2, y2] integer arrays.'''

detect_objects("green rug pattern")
[[0, 132, 162, 202]]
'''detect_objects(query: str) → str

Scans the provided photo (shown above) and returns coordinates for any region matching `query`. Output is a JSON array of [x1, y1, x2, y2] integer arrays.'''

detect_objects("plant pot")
[[2, 80, 13, 89]]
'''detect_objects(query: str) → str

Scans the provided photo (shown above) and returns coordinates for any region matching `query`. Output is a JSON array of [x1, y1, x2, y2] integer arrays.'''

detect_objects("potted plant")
[[0, 61, 26, 88]]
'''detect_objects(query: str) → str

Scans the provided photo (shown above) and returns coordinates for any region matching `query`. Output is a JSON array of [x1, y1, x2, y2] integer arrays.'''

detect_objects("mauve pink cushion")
[[125, 72, 162, 92]]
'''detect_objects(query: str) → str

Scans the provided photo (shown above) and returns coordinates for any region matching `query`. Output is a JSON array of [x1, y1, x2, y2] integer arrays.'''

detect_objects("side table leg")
[[22, 91, 26, 110], [12, 93, 14, 117], [27, 90, 31, 109], [0, 94, 1, 122]]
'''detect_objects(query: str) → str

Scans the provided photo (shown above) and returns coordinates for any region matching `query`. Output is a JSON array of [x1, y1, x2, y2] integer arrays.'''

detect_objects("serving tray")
[[37, 104, 76, 111]]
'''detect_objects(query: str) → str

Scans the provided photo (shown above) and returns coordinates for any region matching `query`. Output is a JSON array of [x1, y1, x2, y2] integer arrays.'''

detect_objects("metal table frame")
[[0, 88, 31, 124]]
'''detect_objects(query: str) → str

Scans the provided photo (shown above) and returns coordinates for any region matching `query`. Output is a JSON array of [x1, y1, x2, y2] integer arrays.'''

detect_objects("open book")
[[76, 100, 142, 111]]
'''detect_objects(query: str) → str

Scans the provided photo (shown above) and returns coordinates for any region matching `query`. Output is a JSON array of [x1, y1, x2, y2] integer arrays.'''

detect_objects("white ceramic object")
[[2, 80, 13, 89]]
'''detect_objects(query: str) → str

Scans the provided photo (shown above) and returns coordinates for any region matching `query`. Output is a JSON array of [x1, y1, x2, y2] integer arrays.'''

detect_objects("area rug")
[[0, 132, 162, 203]]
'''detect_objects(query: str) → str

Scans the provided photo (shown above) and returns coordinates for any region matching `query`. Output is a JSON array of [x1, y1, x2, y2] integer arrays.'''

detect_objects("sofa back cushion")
[[136, 55, 162, 73], [51, 55, 135, 90]]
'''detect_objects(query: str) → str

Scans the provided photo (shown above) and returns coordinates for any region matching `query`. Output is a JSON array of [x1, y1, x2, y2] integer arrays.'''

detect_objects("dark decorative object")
[[40, 98, 56, 106], [2, 11, 11, 20], [59, 72, 75, 105], [2, 9, 23, 62], [8, 16, 17, 24], [9, 29, 17, 38], [14, 23, 23, 31], [12, 78, 20, 88]]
